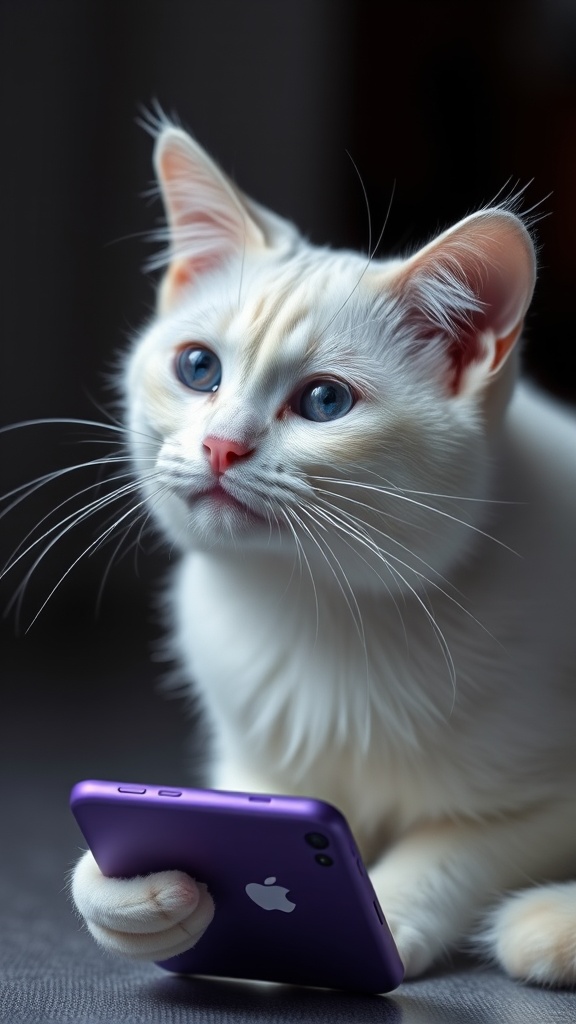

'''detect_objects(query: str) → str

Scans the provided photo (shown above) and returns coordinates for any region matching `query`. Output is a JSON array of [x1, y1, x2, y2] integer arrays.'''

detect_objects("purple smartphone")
[[70, 779, 404, 993]]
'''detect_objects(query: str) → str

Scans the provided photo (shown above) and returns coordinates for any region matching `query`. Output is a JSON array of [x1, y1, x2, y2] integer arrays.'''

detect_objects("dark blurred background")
[[1, 0, 576, 796]]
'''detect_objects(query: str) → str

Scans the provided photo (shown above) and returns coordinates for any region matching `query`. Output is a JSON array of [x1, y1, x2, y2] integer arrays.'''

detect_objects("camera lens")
[[305, 832, 329, 849], [315, 854, 334, 867]]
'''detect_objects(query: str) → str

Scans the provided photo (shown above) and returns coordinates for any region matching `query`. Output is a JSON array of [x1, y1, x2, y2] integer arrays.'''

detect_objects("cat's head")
[[125, 127, 536, 591]]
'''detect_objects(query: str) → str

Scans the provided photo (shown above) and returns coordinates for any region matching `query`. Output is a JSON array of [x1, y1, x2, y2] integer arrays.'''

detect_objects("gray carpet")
[[2, 617, 575, 1024]]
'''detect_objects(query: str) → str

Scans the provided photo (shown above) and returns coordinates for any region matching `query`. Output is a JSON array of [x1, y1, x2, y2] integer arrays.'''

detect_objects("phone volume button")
[[118, 786, 147, 795], [158, 789, 182, 797]]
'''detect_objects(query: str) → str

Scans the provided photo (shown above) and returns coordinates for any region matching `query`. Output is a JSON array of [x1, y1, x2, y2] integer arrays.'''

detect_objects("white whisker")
[[2, 472, 155, 576], [309, 475, 519, 556], [290, 499, 372, 744], [317, 164, 394, 341], [291, 500, 367, 652], [277, 505, 320, 642], [0, 416, 159, 445], [340, 460, 520, 506], [314, 486, 456, 586], [93, 484, 170, 614], [298, 492, 457, 708], [22, 494, 156, 632], [0, 457, 151, 522]]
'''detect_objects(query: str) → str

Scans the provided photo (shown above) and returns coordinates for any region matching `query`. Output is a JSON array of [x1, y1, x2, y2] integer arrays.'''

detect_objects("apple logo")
[[245, 876, 296, 913]]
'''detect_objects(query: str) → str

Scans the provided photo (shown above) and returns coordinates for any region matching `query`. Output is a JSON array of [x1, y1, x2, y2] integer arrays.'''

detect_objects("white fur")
[[71, 128, 576, 986], [72, 850, 214, 959]]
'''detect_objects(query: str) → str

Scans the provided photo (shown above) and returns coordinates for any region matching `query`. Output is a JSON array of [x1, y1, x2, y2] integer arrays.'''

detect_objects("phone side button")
[[118, 787, 147, 795], [158, 790, 182, 797], [373, 900, 384, 926]]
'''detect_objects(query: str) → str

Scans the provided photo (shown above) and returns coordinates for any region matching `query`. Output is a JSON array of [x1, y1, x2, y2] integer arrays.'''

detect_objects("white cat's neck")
[[175, 545, 476, 758]]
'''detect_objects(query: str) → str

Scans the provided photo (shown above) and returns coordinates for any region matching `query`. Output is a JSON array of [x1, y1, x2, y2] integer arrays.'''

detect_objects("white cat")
[[71, 124, 576, 986]]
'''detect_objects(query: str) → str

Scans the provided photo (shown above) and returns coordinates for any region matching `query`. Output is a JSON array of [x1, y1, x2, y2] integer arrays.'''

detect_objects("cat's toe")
[[85, 882, 215, 960], [484, 887, 576, 986], [71, 850, 201, 932], [71, 850, 215, 960]]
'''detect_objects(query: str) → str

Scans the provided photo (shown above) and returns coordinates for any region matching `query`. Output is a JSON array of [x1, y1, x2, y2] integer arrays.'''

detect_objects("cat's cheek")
[[126, 338, 188, 438], [288, 417, 374, 466], [140, 372, 193, 437], [135, 485, 191, 550]]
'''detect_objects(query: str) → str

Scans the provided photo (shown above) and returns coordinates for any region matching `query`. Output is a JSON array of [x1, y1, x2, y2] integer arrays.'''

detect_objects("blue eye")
[[176, 346, 221, 392], [298, 380, 355, 422]]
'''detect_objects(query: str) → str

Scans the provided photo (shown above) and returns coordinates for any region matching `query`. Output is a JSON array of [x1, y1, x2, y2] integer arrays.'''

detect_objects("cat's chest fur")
[[171, 539, 544, 858]]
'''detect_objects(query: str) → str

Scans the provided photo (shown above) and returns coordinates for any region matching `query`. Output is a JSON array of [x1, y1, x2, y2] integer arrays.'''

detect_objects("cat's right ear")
[[153, 129, 268, 311]]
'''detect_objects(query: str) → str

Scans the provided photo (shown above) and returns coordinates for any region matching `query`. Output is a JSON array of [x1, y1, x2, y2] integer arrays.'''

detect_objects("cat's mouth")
[[188, 483, 268, 523]]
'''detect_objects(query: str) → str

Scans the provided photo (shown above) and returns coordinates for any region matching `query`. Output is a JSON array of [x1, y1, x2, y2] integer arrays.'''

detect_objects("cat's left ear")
[[388, 209, 536, 395], [153, 128, 295, 310]]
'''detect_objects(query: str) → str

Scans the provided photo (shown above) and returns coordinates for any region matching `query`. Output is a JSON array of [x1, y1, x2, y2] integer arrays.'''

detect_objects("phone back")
[[71, 780, 404, 993]]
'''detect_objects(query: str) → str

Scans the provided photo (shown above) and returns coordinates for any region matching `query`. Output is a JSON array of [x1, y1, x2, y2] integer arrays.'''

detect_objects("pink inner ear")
[[154, 128, 266, 298], [413, 315, 485, 394], [437, 280, 519, 394], [446, 325, 486, 394], [392, 210, 536, 395]]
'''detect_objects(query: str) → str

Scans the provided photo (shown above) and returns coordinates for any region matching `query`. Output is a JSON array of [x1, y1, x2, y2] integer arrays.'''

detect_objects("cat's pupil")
[[299, 380, 354, 422], [176, 346, 222, 392]]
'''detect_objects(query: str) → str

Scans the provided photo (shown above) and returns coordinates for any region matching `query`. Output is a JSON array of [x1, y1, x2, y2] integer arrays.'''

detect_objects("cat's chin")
[[185, 485, 276, 541]]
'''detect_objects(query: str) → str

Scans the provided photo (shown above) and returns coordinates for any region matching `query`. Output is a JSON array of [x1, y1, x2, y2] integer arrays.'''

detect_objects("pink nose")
[[203, 436, 253, 475]]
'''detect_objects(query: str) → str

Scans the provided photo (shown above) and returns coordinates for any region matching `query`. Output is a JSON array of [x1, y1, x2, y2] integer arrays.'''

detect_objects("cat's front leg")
[[369, 802, 576, 979], [71, 850, 214, 960]]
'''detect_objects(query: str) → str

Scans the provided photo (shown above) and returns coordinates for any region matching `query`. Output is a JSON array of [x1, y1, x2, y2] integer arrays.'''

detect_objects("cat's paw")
[[385, 914, 437, 978], [71, 850, 215, 960], [482, 885, 576, 986]]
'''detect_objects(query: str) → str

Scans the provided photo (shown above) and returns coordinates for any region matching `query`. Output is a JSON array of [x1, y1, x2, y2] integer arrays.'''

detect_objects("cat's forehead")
[[225, 262, 326, 367], [207, 250, 400, 373]]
